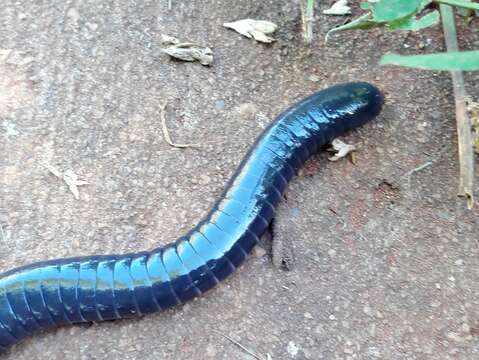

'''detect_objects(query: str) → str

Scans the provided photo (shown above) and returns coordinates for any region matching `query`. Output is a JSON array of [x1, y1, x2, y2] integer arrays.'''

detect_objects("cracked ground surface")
[[0, 1, 478, 359]]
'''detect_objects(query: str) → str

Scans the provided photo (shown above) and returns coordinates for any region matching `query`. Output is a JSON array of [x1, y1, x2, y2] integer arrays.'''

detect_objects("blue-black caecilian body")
[[0, 82, 384, 352]]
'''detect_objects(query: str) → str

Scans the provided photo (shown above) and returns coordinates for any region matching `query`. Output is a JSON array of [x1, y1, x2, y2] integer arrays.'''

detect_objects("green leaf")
[[372, 0, 423, 22], [435, 0, 479, 10], [325, 13, 384, 42], [380, 51, 479, 71], [387, 10, 440, 31]]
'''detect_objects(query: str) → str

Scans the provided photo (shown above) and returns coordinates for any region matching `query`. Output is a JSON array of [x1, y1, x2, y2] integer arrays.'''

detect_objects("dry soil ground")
[[0, 1, 478, 359]]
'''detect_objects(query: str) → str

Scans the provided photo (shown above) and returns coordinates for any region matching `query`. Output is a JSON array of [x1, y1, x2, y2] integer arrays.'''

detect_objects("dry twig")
[[403, 161, 433, 187], [159, 102, 197, 148], [440, 4, 475, 209], [213, 330, 265, 360]]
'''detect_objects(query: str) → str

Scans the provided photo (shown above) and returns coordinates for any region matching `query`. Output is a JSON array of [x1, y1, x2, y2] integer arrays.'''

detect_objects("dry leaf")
[[45, 164, 89, 200], [323, 0, 351, 16], [161, 34, 180, 45], [63, 170, 89, 200], [162, 43, 213, 65], [223, 19, 277, 43], [328, 139, 356, 161]]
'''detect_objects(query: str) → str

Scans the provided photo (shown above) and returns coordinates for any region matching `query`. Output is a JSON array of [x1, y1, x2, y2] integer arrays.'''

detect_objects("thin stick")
[[440, 4, 475, 209], [404, 161, 433, 187], [159, 101, 197, 148], [213, 330, 264, 360], [301, 0, 315, 45], [406, 161, 433, 177], [168, 0, 172, 10]]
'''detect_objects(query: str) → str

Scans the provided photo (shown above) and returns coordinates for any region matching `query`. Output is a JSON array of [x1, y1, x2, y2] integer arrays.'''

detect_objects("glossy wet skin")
[[0, 82, 383, 352]]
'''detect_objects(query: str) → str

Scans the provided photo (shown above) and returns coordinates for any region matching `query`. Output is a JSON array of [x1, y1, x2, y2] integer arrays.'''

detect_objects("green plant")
[[326, 0, 478, 209], [327, 0, 479, 69], [301, 0, 316, 44]]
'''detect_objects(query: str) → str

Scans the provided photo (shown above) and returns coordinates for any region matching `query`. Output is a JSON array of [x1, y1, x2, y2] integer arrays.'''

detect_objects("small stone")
[[461, 323, 471, 334], [314, 324, 325, 335], [287, 341, 299, 357], [236, 103, 259, 119], [329, 314, 336, 321], [253, 246, 267, 258], [449, 348, 460, 355], [304, 312, 313, 319], [308, 74, 320, 82], [363, 305, 373, 316], [199, 174, 211, 185], [446, 332, 466, 343], [328, 249, 336, 257], [205, 343, 217, 357], [86, 22, 98, 31], [67, 8, 81, 24], [367, 347, 381, 358]]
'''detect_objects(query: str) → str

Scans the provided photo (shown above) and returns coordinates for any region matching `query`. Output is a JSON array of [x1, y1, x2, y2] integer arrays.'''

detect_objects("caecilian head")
[[319, 82, 384, 131]]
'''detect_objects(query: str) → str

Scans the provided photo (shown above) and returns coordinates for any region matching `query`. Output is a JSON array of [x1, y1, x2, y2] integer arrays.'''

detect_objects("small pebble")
[[363, 305, 373, 316], [287, 341, 299, 357], [446, 332, 466, 343], [199, 174, 211, 185], [253, 246, 267, 258]]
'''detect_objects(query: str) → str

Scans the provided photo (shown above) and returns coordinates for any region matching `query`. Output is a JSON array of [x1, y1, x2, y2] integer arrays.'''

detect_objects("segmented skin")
[[0, 82, 383, 352]]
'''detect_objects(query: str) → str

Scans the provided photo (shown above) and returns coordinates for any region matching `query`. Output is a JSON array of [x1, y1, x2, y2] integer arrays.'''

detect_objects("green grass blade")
[[381, 51, 479, 71]]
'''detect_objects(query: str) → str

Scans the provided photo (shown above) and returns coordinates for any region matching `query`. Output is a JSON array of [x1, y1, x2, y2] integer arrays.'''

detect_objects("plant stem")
[[440, 4, 475, 209], [301, 0, 315, 45]]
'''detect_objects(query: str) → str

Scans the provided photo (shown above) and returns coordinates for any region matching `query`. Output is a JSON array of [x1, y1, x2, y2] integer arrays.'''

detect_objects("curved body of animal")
[[0, 82, 383, 352]]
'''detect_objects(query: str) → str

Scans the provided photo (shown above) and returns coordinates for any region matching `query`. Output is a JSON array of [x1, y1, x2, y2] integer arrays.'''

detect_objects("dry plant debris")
[[466, 97, 479, 154], [223, 19, 277, 43], [213, 330, 268, 360], [327, 138, 357, 162], [161, 34, 213, 65], [323, 0, 351, 16], [159, 101, 197, 148], [45, 165, 89, 200]]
